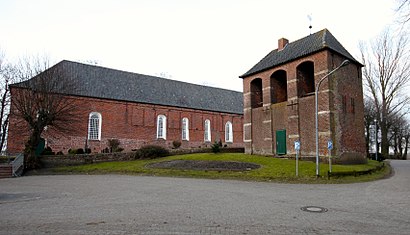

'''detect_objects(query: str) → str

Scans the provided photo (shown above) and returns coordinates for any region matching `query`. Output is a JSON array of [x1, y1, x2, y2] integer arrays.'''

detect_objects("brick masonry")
[[7, 93, 243, 154], [242, 49, 366, 163]]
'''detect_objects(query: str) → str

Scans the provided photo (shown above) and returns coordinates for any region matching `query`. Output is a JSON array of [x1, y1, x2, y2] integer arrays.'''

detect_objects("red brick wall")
[[331, 54, 366, 163], [242, 50, 366, 163], [7, 91, 243, 154]]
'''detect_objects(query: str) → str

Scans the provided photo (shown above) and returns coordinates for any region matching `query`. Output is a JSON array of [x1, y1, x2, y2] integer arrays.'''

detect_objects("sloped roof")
[[12, 60, 243, 114], [240, 29, 362, 78]]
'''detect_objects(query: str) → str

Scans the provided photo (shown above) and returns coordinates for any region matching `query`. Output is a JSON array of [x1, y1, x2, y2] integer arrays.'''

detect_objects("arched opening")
[[270, 70, 287, 104], [225, 121, 233, 143], [250, 78, 263, 108], [204, 119, 211, 142], [88, 112, 102, 140], [157, 115, 167, 140], [181, 117, 189, 141], [296, 61, 315, 97]]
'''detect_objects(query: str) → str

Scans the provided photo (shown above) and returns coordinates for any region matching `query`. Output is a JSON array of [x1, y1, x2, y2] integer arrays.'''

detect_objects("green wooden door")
[[276, 129, 287, 155]]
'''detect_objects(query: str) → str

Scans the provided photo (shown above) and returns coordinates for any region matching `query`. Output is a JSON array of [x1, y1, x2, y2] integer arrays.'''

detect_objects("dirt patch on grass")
[[146, 160, 260, 171]]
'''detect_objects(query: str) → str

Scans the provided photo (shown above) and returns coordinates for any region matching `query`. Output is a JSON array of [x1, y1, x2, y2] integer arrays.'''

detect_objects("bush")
[[368, 153, 385, 162], [107, 139, 123, 152], [41, 147, 55, 155], [0, 156, 15, 164], [172, 140, 182, 149], [68, 148, 85, 155], [56, 151, 64, 155], [211, 141, 221, 154], [135, 145, 170, 159]]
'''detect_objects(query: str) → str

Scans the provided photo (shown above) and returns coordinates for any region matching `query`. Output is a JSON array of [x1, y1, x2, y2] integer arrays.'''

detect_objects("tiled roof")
[[240, 28, 361, 78], [12, 60, 243, 114]]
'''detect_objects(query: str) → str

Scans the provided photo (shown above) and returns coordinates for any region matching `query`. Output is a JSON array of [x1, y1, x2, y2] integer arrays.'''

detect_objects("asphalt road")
[[0, 160, 409, 235]]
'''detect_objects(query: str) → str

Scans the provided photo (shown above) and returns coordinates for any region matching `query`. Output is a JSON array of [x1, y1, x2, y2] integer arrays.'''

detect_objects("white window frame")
[[225, 121, 233, 143], [182, 117, 189, 141], [204, 119, 211, 142], [88, 112, 102, 140], [157, 115, 167, 140]]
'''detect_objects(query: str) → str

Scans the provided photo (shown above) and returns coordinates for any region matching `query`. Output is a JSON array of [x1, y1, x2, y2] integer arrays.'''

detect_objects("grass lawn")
[[53, 153, 391, 184]]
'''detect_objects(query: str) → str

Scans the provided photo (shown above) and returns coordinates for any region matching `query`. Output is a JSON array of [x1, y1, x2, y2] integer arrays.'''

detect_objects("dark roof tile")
[[240, 29, 361, 78], [13, 60, 243, 114]]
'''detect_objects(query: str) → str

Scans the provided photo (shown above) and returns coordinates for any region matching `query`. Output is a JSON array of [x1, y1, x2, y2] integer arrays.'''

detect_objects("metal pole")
[[315, 60, 350, 177], [329, 149, 332, 173], [296, 150, 299, 176], [375, 119, 378, 161], [315, 88, 320, 177]]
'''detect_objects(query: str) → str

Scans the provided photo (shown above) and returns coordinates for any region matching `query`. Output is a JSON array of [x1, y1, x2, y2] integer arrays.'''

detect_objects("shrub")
[[135, 145, 170, 159], [107, 139, 123, 152], [68, 148, 85, 155], [368, 153, 385, 162], [211, 141, 221, 153], [56, 151, 64, 155], [172, 140, 182, 149], [0, 156, 15, 163], [41, 147, 55, 155]]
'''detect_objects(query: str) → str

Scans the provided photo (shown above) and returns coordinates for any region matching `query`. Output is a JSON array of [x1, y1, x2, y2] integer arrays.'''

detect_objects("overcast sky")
[[0, 0, 398, 92]]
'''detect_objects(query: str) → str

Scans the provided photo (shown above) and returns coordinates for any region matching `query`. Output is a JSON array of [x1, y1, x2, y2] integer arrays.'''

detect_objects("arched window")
[[270, 70, 287, 104], [204, 119, 211, 142], [88, 112, 102, 140], [225, 121, 233, 143], [250, 78, 263, 108], [182, 117, 189, 141], [157, 115, 167, 139], [297, 61, 315, 97]]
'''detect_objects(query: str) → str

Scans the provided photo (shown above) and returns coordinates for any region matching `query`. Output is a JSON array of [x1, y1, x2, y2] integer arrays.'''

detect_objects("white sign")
[[327, 140, 333, 150], [295, 140, 300, 151]]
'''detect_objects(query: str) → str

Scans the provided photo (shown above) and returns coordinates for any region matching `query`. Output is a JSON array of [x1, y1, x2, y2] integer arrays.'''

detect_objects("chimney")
[[278, 38, 289, 50]]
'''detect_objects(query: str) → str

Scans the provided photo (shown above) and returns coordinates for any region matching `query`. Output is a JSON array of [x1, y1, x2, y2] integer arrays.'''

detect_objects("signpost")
[[295, 140, 300, 176], [327, 140, 333, 173]]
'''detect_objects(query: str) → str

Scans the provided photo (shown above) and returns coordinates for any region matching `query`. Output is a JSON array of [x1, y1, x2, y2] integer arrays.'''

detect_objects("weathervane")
[[307, 14, 312, 34]]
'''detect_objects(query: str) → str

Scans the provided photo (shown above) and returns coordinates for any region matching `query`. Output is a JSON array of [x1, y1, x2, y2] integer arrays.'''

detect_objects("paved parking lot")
[[1, 160, 409, 234]]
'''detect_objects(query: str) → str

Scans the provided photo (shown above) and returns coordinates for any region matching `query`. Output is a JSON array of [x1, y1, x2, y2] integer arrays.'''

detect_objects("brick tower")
[[240, 29, 366, 163]]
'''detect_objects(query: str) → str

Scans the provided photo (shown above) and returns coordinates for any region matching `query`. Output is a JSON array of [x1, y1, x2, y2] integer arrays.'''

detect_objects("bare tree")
[[0, 50, 17, 152], [360, 29, 410, 157], [389, 113, 408, 158], [9, 57, 82, 168], [363, 98, 378, 156], [403, 127, 410, 159], [390, 115, 410, 159], [396, 0, 410, 24]]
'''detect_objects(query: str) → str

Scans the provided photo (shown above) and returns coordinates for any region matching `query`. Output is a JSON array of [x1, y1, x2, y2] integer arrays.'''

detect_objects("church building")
[[7, 61, 243, 154], [240, 29, 366, 163]]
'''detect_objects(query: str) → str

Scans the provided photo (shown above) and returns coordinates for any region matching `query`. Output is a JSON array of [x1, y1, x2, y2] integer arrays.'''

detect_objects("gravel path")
[[0, 160, 409, 235]]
